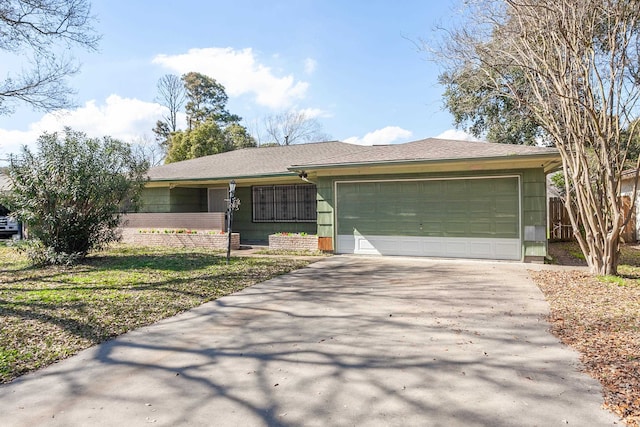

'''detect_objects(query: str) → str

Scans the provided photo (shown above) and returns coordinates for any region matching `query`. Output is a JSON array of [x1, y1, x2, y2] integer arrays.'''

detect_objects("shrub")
[[2, 128, 148, 265]]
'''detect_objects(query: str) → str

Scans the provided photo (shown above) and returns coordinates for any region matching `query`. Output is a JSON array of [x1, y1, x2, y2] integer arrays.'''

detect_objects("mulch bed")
[[531, 244, 640, 426]]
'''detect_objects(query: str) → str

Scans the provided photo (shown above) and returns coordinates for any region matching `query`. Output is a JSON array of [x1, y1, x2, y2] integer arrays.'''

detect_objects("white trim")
[[337, 234, 521, 260], [333, 175, 523, 261]]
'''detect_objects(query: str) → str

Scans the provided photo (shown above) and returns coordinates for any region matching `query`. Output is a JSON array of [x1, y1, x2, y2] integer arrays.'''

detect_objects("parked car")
[[0, 204, 19, 238]]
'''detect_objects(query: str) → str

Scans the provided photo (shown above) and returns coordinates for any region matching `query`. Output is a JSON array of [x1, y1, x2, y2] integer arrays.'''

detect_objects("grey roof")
[[291, 138, 558, 168], [148, 141, 364, 181], [148, 138, 560, 181]]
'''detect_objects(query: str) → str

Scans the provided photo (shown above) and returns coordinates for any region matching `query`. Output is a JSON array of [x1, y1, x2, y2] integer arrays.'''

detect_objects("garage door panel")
[[446, 201, 468, 214], [336, 177, 522, 260], [337, 178, 520, 239], [495, 199, 518, 212], [468, 219, 493, 235], [421, 221, 443, 234], [474, 201, 493, 214], [338, 234, 521, 260]]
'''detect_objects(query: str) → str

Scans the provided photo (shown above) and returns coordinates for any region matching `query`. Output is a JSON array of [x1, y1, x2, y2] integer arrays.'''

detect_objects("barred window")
[[252, 184, 317, 222]]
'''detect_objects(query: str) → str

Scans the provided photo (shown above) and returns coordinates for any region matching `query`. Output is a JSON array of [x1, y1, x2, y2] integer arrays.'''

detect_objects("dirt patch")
[[547, 241, 588, 266]]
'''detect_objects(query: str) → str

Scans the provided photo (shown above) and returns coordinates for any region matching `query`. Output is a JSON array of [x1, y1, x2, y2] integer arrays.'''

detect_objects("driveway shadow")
[[0, 256, 620, 426]]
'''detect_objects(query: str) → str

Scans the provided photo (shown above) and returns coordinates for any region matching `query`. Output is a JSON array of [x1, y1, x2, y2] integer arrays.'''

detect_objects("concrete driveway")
[[0, 256, 619, 426]]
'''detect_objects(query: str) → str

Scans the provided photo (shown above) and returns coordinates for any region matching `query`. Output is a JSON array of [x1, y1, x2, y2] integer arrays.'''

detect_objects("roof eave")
[[147, 171, 298, 183], [289, 152, 562, 174]]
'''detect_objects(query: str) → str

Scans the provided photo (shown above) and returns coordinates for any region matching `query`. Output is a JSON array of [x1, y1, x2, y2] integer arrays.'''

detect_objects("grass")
[[0, 244, 313, 383], [254, 248, 329, 256], [532, 242, 640, 426]]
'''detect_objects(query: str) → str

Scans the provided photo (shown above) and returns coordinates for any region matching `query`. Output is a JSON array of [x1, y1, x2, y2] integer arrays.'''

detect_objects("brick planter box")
[[120, 229, 239, 250], [268, 234, 318, 251]]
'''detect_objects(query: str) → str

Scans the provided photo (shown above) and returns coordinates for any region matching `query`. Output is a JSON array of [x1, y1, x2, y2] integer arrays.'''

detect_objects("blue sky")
[[0, 0, 474, 159]]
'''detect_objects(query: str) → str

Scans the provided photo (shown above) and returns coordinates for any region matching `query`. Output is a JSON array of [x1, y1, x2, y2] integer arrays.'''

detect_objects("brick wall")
[[120, 229, 239, 250], [268, 234, 318, 251]]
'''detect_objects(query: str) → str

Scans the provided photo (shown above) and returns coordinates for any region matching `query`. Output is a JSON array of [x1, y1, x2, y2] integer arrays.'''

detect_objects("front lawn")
[[0, 245, 312, 383], [532, 242, 640, 426]]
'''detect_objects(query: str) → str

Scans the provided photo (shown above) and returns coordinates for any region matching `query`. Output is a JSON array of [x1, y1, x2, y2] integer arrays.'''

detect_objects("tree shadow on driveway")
[[0, 257, 620, 427]]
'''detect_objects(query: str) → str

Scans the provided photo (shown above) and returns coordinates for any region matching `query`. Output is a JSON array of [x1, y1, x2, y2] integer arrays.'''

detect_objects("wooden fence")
[[548, 197, 636, 243]]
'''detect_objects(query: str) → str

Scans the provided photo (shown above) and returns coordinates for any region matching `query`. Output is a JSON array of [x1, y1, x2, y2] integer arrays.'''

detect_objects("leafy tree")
[[165, 120, 226, 163], [182, 72, 240, 128], [0, 0, 99, 114], [224, 122, 257, 150], [152, 119, 171, 153], [2, 129, 148, 264], [152, 71, 254, 162], [439, 65, 543, 145], [431, 0, 640, 275]]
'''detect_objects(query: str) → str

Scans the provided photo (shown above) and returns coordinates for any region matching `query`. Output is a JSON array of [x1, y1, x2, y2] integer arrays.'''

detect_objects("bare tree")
[[0, 0, 99, 114], [432, 0, 640, 274], [130, 135, 165, 167], [155, 74, 186, 132], [261, 110, 329, 145]]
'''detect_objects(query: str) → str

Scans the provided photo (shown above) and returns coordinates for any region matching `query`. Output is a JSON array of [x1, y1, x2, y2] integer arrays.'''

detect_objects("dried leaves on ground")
[[0, 244, 312, 383], [532, 243, 640, 426]]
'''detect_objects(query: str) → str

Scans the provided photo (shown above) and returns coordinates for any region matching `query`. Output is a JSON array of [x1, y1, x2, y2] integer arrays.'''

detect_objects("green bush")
[[2, 128, 148, 265]]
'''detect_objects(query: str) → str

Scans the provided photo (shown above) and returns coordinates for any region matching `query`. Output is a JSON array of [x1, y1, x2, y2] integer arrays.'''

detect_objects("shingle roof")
[[148, 141, 364, 181], [147, 138, 559, 181], [291, 138, 558, 168]]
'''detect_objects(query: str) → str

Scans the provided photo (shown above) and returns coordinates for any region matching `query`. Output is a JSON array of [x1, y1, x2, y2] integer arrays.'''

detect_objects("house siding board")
[[523, 210, 546, 225], [525, 242, 547, 256], [169, 188, 207, 213], [521, 169, 548, 258], [316, 178, 334, 239], [140, 188, 171, 213]]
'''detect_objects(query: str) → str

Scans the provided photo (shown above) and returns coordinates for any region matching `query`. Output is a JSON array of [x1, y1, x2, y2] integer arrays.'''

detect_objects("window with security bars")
[[252, 184, 317, 222]]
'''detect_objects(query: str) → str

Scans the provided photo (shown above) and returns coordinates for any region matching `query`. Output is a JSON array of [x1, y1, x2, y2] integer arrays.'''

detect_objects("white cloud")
[[344, 126, 413, 146], [152, 47, 309, 109], [0, 95, 166, 158], [435, 129, 483, 141], [297, 107, 332, 119], [304, 58, 317, 75]]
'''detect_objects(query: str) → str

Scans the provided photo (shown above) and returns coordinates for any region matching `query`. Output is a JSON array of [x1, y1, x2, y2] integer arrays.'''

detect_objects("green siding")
[[140, 187, 171, 213], [522, 169, 548, 258], [139, 187, 207, 213], [232, 187, 316, 242], [336, 177, 519, 239], [169, 188, 207, 212], [316, 178, 334, 239], [525, 242, 547, 257]]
